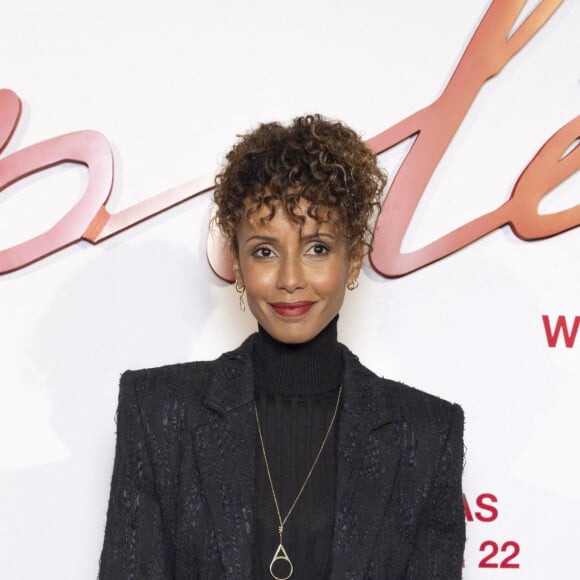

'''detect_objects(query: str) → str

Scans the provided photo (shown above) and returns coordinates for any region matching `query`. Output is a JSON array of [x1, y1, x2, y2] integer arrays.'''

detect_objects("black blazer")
[[99, 335, 465, 579]]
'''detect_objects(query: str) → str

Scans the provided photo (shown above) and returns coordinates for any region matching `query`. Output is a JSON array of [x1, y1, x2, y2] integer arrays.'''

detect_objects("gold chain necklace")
[[254, 384, 343, 580]]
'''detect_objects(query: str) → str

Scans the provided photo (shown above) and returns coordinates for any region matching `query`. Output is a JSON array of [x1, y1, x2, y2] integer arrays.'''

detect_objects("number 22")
[[479, 540, 520, 568]]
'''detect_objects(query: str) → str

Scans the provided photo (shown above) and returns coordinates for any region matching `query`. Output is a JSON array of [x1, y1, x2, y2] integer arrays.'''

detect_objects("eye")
[[253, 246, 274, 258], [307, 243, 329, 256]]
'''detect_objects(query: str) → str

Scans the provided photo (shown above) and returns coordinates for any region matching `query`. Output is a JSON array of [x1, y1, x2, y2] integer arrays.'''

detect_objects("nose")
[[276, 255, 306, 292]]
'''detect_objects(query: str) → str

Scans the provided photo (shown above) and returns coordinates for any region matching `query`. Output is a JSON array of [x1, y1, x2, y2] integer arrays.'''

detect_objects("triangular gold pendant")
[[269, 542, 294, 580]]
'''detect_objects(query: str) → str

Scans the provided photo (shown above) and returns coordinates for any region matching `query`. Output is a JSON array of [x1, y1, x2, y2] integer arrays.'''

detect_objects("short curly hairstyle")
[[214, 114, 386, 255]]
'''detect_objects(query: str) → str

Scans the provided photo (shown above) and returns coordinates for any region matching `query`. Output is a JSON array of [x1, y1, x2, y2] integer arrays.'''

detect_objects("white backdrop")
[[1, 0, 579, 578]]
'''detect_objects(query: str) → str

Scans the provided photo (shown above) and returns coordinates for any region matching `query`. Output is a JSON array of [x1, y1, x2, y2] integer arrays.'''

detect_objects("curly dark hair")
[[214, 114, 386, 255]]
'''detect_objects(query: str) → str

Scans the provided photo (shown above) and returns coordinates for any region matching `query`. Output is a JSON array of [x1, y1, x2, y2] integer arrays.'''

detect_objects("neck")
[[252, 316, 343, 397]]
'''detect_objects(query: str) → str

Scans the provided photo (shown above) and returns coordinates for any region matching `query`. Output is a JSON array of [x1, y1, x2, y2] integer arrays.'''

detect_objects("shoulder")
[[341, 344, 463, 431], [386, 376, 463, 426], [120, 360, 211, 410], [118, 335, 255, 429], [121, 359, 211, 399]]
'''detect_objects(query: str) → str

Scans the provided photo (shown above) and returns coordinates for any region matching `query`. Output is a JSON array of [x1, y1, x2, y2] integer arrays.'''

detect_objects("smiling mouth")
[[270, 301, 315, 317]]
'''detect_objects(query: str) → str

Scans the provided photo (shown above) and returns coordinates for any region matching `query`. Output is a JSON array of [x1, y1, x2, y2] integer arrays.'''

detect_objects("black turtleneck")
[[252, 316, 342, 580]]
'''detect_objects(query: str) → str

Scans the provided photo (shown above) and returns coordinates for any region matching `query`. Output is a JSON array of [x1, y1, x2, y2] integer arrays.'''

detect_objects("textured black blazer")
[[99, 335, 465, 579]]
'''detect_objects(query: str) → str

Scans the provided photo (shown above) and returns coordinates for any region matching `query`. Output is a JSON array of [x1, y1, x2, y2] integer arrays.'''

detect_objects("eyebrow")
[[243, 232, 336, 245]]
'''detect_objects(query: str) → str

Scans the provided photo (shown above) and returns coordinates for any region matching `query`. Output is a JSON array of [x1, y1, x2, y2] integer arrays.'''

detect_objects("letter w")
[[542, 315, 580, 348]]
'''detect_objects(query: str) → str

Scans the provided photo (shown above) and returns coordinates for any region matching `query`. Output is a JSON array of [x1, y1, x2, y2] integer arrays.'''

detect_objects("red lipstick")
[[270, 301, 314, 318]]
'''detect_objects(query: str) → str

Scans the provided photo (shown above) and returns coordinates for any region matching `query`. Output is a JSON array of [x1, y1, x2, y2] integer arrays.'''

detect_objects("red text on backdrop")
[[463, 493, 520, 570], [0, 0, 577, 277], [542, 315, 580, 348]]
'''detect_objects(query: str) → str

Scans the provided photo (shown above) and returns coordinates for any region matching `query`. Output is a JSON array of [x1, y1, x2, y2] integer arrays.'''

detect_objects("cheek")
[[242, 263, 274, 297], [312, 268, 348, 299]]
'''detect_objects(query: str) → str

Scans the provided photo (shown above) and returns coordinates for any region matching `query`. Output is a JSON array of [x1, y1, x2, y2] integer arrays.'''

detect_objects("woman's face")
[[232, 198, 361, 344]]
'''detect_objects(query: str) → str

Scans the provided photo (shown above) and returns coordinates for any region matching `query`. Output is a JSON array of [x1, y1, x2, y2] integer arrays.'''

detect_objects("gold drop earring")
[[235, 280, 246, 311]]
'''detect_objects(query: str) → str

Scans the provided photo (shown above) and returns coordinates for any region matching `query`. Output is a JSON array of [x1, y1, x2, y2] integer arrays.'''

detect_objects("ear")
[[231, 245, 243, 284], [347, 244, 363, 285]]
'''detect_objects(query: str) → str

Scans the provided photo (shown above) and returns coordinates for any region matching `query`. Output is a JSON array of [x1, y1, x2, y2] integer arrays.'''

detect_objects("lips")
[[270, 301, 315, 317]]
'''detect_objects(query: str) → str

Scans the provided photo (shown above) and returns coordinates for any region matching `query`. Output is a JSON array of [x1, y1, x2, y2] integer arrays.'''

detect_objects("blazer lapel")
[[330, 348, 401, 579], [192, 340, 257, 579], [191, 339, 401, 579]]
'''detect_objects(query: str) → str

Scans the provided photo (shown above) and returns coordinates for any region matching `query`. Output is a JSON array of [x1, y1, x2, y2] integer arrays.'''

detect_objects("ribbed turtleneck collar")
[[252, 316, 343, 398]]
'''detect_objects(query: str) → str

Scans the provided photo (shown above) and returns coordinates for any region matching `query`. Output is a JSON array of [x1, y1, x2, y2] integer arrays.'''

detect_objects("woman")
[[99, 115, 465, 579]]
